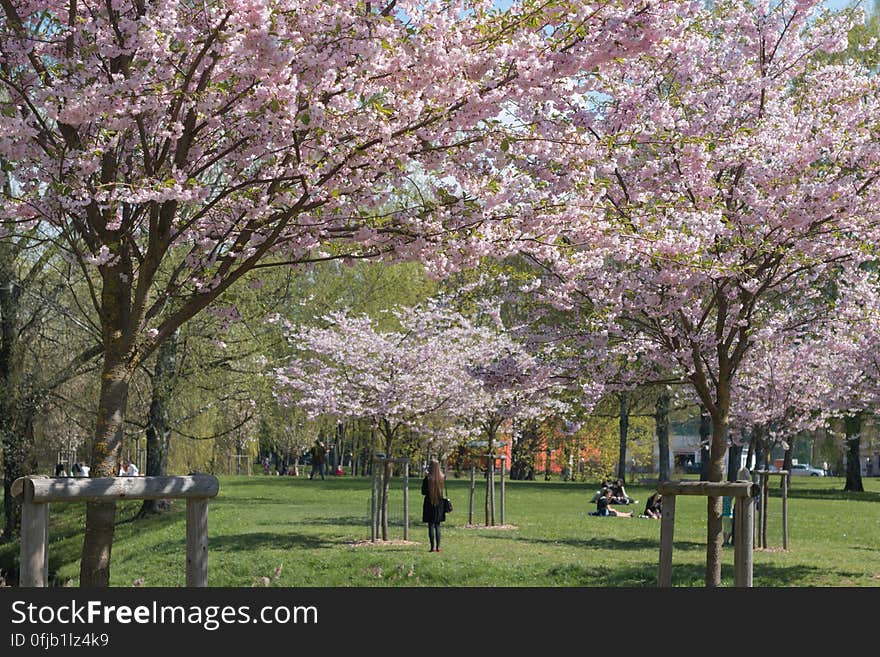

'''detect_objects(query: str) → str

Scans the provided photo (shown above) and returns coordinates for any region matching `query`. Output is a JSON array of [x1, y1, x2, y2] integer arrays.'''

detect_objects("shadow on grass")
[[144, 531, 331, 557], [751, 563, 830, 587], [778, 489, 880, 503], [207, 531, 329, 552], [478, 532, 704, 552], [555, 561, 824, 587]]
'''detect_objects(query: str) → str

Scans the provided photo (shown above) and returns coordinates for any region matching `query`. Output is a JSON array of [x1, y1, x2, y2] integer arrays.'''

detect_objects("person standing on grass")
[[421, 459, 447, 552], [722, 496, 734, 545], [309, 439, 326, 480]]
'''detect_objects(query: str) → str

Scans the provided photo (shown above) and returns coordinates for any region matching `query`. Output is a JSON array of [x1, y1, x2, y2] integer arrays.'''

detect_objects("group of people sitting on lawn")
[[588, 478, 663, 519]]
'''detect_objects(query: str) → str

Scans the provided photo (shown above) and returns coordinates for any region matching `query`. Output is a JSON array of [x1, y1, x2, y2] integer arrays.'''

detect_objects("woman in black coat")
[[421, 459, 446, 552]]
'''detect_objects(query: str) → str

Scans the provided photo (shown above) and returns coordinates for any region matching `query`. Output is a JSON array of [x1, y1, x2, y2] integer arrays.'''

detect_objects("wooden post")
[[18, 480, 49, 587], [658, 494, 676, 587], [403, 461, 409, 541], [186, 498, 209, 587], [782, 472, 789, 550], [487, 456, 495, 526], [760, 471, 769, 548], [754, 473, 761, 548], [733, 495, 754, 587], [13, 474, 218, 588], [469, 465, 475, 525], [656, 480, 756, 588], [499, 455, 506, 526], [370, 462, 378, 542], [753, 479, 758, 550]]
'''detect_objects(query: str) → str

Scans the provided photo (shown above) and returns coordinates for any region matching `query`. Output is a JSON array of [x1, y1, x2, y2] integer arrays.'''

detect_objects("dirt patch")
[[461, 524, 519, 530]]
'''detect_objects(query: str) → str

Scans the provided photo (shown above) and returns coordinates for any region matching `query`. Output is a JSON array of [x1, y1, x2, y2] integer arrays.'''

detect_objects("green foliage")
[[128, 259, 437, 475], [576, 414, 654, 481], [819, 1, 880, 70]]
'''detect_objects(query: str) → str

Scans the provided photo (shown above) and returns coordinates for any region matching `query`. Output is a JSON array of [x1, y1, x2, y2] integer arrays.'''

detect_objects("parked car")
[[789, 463, 825, 477]]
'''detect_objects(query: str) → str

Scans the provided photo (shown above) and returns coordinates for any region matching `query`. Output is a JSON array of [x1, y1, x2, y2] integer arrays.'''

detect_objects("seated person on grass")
[[590, 480, 611, 504], [641, 492, 662, 519], [589, 488, 634, 517], [610, 478, 637, 505]]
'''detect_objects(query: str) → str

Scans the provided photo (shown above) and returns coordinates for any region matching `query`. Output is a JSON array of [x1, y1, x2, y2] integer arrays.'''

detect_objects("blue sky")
[[826, 0, 875, 9]]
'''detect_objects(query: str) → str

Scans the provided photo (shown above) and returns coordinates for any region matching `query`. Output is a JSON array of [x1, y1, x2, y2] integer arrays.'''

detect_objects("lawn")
[[1, 474, 878, 587]]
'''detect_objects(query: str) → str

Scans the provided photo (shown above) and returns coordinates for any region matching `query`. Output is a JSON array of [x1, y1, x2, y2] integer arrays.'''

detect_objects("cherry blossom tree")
[[462, 321, 568, 524], [729, 315, 838, 475], [275, 298, 570, 530], [731, 270, 880, 491], [792, 270, 880, 491], [527, 0, 880, 585], [276, 305, 483, 539], [0, 0, 680, 584], [821, 276, 880, 491]]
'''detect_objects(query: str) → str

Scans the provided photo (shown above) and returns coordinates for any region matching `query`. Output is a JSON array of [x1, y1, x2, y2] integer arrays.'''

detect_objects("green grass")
[[2, 475, 879, 587]]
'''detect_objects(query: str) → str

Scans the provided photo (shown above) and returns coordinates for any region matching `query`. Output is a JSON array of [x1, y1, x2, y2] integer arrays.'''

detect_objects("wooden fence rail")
[[656, 480, 757, 587], [753, 470, 790, 550], [12, 474, 220, 588]]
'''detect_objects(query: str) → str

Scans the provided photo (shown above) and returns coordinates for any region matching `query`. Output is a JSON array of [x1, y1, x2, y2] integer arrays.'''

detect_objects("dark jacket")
[[421, 476, 446, 524]]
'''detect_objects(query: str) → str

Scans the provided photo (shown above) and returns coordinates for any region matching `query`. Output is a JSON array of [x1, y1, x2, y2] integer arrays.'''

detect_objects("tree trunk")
[[753, 425, 765, 475], [699, 405, 711, 482], [485, 430, 495, 526], [655, 390, 671, 482], [379, 433, 394, 540], [687, 375, 732, 588], [746, 431, 756, 472], [381, 459, 392, 540], [782, 436, 794, 489], [705, 413, 727, 587], [0, 249, 25, 542], [351, 428, 360, 477], [79, 351, 132, 586], [727, 442, 742, 482], [333, 421, 344, 474], [1, 411, 34, 543], [617, 393, 629, 482], [0, 393, 29, 543], [844, 414, 864, 493], [138, 331, 179, 517], [511, 419, 538, 480], [80, 244, 137, 587]]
